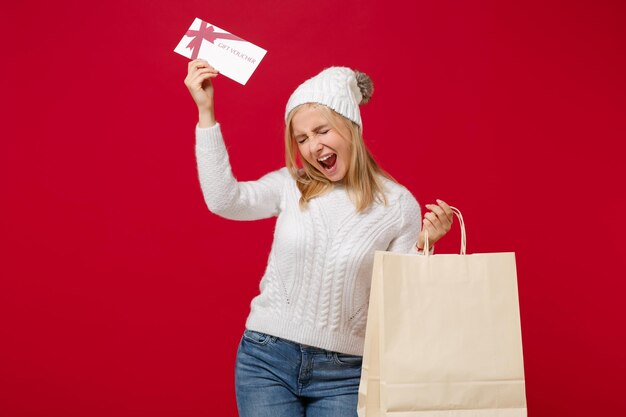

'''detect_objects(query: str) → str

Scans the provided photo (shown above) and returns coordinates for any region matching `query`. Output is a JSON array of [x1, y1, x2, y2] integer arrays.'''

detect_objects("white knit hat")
[[284, 67, 373, 128]]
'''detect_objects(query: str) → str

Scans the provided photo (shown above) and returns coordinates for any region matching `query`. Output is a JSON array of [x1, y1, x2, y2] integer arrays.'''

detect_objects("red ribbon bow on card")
[[185, 21, 244, 59]]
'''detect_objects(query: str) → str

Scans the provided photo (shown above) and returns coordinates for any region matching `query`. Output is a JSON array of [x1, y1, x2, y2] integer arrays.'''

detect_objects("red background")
[[2, 0, 625, 416]]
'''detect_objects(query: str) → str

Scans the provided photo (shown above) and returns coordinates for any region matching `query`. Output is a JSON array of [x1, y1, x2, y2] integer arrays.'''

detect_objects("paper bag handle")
[[424, 206, 466, 256]]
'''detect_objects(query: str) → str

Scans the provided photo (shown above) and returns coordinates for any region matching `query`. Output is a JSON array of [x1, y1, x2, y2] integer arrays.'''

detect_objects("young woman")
[[185, 60, 453, 417]]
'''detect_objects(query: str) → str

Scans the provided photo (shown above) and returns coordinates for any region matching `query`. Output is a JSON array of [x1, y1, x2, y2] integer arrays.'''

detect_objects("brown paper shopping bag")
[[358, 208, 526, 417]]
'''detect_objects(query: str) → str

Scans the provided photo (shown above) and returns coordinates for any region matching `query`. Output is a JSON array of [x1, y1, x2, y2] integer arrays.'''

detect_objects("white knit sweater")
[[196, 123, 423, 355]]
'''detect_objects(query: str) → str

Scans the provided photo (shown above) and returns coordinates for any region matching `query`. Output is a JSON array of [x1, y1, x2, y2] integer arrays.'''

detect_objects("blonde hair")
[[284, 104, 395, 212]]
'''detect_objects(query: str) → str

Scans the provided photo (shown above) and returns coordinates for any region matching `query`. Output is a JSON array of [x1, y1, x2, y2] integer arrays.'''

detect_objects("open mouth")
[[317, 153, 337, 171]]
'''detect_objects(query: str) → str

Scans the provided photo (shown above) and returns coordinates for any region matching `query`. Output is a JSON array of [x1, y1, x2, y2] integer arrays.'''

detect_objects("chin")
[[326, 171, 347, 183]]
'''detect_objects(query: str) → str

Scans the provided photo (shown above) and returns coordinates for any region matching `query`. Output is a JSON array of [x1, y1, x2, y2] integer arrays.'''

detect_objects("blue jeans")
[[235, 330, 362, 417]]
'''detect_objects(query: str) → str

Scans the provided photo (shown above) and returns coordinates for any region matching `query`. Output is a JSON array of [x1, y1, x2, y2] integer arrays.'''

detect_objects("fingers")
[[185, 60, 218, 90], [190, 68, 219, 81], [424, 209, 445, 235], [426, 200, 452, 221], [425, 200, 453, 229], [187, 59, 207, 70], [436, 199, 454, 221], [423, 211, 443, 231], [184, 67, 219, 89], [423, 199, 454, 244], [188, 59, 218, 74]]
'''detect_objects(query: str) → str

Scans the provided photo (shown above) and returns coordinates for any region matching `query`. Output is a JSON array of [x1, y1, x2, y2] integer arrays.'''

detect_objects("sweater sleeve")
[[195, 123, 286, 221], [386, 189, 425, 254]]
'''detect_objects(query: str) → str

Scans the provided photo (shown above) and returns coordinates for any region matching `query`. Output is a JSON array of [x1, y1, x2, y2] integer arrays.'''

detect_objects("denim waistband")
[[243, 328, 361, 357]]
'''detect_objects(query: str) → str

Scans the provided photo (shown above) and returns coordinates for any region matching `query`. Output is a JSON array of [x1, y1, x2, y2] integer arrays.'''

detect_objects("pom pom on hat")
[[354, 70, 374, 104], [285, 67, 374, 128]]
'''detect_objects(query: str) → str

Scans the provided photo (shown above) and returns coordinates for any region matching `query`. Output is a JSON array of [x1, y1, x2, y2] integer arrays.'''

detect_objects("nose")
[[308, 134, 324, 154]]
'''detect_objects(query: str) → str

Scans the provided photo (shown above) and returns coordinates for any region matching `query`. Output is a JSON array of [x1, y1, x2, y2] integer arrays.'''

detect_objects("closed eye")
[[295, 126, 330, 144]]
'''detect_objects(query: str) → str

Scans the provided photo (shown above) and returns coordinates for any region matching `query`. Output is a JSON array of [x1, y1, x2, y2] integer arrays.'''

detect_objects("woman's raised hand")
[[416, 199, 454, 251], [184, 59, 219, 127]]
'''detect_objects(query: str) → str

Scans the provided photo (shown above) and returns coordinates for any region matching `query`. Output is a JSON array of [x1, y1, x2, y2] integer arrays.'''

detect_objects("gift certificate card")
[[174, 18, 267, 85]]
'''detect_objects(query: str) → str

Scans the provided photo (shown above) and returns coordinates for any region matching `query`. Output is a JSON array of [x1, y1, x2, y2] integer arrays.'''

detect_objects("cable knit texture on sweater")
[[196, 123, 422, 355]]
